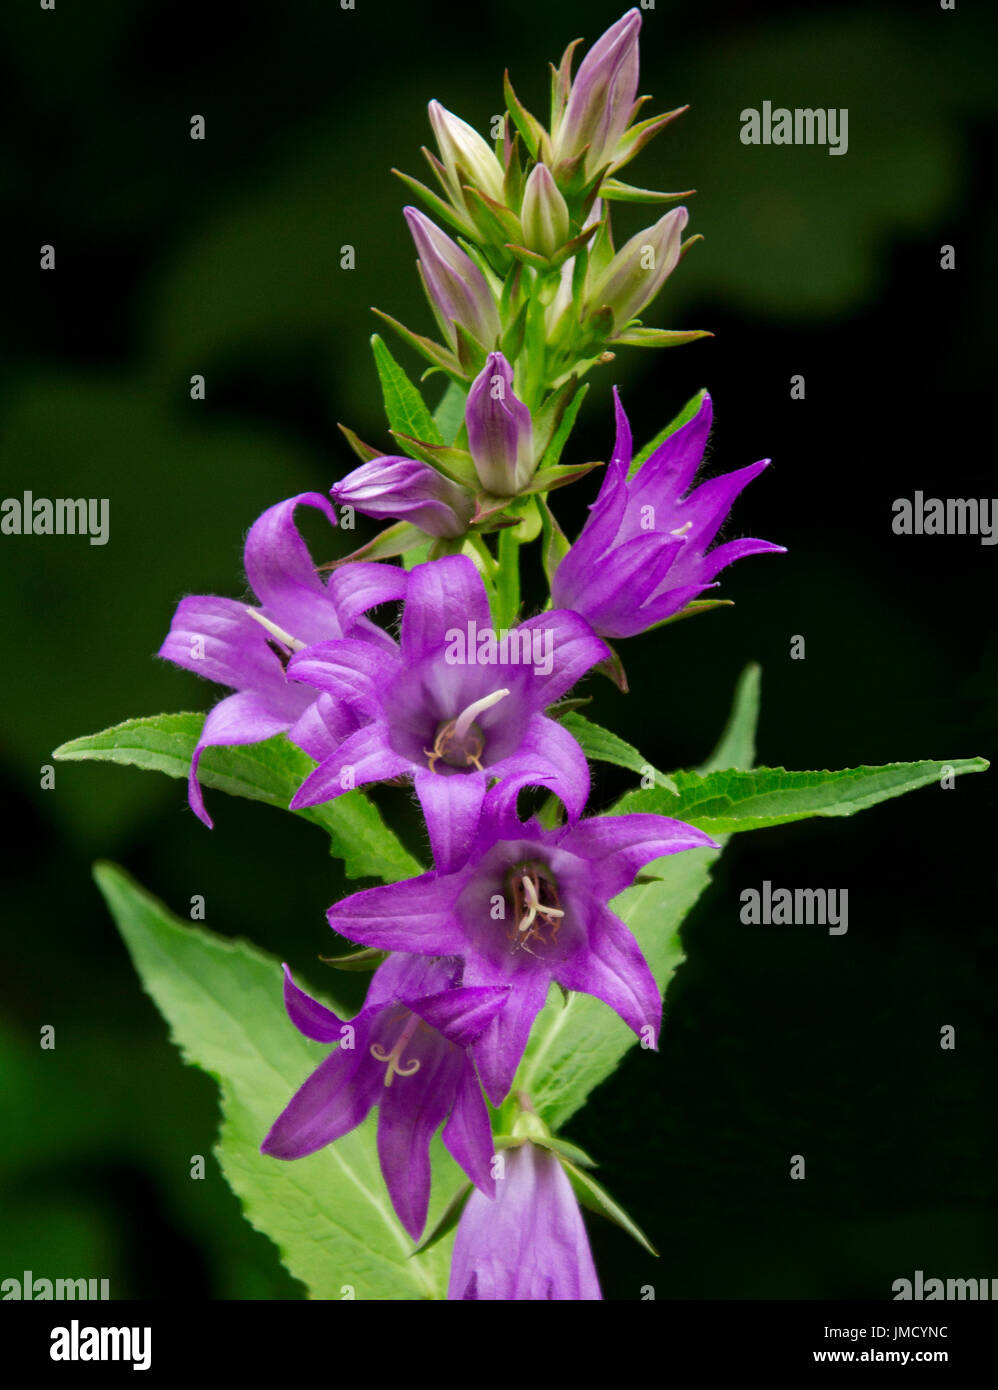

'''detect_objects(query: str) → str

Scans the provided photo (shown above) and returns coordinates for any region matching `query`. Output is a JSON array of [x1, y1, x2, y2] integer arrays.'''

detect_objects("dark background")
[[2, 0, 996, 1300]]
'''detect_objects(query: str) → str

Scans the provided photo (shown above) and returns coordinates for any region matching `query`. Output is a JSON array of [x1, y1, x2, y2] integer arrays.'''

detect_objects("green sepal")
[[503, 69, 545, 160], [505, 242, 553, 272], [409, 1182, 474, 1258], [464, 185, 522, 246], [533, 1134, 597, 1171], [594, 643, 628, 692], [320, 520, 429, 568], [319, 947, 389, 972], [370, 309, 461, 376], [391, 166, 474, 238], [611, 104, 688, 173], [389, 431, 480, 489], [519, 459, 601, 496], [336, 421, 383, 464], [648, 598, 734, 629], [549, 37, 582, 130], [562, 1160, 659, 1257], [599, 178, 695, 205], [613, 326, 712, 349]]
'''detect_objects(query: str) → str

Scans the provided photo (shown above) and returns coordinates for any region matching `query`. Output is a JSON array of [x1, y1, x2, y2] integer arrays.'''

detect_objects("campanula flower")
[[449, 1140, 601, 1299], [332, 456, 474, 538], [551, 391, 784, 639], [325, 786, 718, 1104], [159, 493, 407, 826], [261, 954, 509, 1241], [287, 554, 609, 870], [404, 207, 501, 352], [551, 9, 641, 180], [465, 352, 534, 495]]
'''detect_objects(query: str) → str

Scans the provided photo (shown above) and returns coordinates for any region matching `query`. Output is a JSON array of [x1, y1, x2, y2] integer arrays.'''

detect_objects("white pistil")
[[453, 688, 510, 742], [370, 1015, 422, 1087], [245, 607, 307, 652]]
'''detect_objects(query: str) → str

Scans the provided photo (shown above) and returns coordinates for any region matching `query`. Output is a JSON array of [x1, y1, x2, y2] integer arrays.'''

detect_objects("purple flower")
[[428, 100, 506, 207], [551, 391, 785, 639], [332, 456, 474, 538], [449, 1141, 601, 1299], [552, 8, 641, 179], [287, 554, 609, 871], [325, 786, 718, 1104], [158, 492, 407, 826], [404, 207, 501, 352], [261, 954, 509, 1241], [465, 352, 534, 495]]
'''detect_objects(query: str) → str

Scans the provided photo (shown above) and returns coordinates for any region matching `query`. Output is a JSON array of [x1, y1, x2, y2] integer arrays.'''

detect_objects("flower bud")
[[552, 8, 641, 178], [520, 163, 571, 260], [404, 207, 501, 352], [428, 100, 506, 206], [584, 206, 688, 332], [465, 352, 534, 496], [332, 456, 474, 539]]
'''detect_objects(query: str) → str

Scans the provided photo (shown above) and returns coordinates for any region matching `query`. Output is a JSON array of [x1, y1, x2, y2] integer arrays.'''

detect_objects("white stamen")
[[517, 874, 564, 934], [453, 688, 510, 742], [670, 521, 693, 537], [245, 607, 307, 652]]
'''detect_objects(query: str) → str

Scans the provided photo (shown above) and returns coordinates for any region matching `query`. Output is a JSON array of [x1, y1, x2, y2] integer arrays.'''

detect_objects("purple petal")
[[463, 961, 551, 1107], [492, 713, 590, 822], [260, 1040, 380, 1160], [158, 594, 294, 695], [442, 1062, 497, 1200], [553, 899, 661, 1041], [514, 609, 610, 706], [324, 561, 408, 631], [190, 690, 294, 827], [289, 722, 409, 808], [409, 984, 511, 1048], [400, 554, 492, 665], [243, 493, 342, 645], [287, 638, 400, 715], [378, 1037, 463, 1239], [413, 765, 487, 872], [280, 963, 347, 1041], [326, 873, 467, 956], [562, 812, 719, 900]]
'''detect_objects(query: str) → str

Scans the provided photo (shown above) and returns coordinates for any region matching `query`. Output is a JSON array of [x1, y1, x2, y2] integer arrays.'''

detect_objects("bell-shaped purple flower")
[[404, 206, 501, 352], [261, 953, 509, 1242], [286, 554, 609, 872], [449, 1140, 601, 1299], [158, 493, 407, 826], [584, 206, 688, 333], [552, 8, 641, 179], [551, 391, 785, 639], [465, 352, 534, 495], [332, 456, 474, 538], [325, 786, 718, 1105]]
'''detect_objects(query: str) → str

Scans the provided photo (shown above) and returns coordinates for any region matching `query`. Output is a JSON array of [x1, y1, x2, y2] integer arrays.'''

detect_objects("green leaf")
[[517, 843, 721, 1130], [370, 334, 445, 445], [433, 379, 467, 446], [560, 711, 679, 795], [54, 714, 421, 883], [699, 662, 760, 772], [631, 388, 708, 473], [94, 864, 458, 1300], [614, 757, 990, 835], [614, 326, 712, 349], [562, 1160, 658, 1256]]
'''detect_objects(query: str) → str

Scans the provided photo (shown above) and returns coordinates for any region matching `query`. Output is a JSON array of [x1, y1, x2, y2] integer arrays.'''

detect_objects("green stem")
[[494, 525, 522, 630]]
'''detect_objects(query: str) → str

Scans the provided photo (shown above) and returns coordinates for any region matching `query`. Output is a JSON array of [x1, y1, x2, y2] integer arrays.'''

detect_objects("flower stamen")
[[370, 1014, 422, 1087]]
